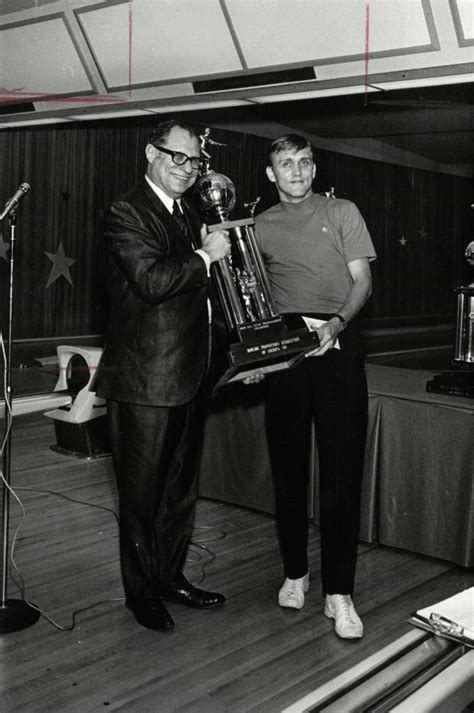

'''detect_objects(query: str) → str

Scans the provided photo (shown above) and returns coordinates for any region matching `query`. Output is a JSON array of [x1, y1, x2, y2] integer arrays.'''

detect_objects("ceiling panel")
[[0, 16, 93, 95], [451, 0, 474, 43], [0, 0, 60, 16], [226, 0, 432, 69], [77, 0, 242, 90]]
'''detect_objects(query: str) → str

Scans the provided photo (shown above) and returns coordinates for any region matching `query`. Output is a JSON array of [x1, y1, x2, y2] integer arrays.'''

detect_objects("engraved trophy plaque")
[[194, 129, 319, 388]]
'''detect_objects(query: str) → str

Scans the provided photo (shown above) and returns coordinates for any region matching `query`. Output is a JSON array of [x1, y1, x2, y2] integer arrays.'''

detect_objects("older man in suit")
[[96, 120, 230, 631]]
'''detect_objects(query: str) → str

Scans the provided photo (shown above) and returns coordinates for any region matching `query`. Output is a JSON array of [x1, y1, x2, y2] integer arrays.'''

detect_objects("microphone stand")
[[0, 209, 40, 632]]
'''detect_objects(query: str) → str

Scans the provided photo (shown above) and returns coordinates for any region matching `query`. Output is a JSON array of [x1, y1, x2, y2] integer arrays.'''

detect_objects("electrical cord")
[[1, 334, 226, 630], [1, 330, 13, 448], [1, 329, 22, 589], [188, 525, 227, 585], [3, 485, 121, 630], [7, 483, 226, 631], [16, 486, 120, 526]]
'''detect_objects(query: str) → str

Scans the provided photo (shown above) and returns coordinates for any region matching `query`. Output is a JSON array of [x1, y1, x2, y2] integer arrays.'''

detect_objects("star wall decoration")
[[45, 241, 76, 288], [399, 236, 407, 246], [417, 227, 428, 240]]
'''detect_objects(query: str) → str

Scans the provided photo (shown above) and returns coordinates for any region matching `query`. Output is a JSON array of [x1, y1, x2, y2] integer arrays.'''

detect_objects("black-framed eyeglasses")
[[153, 144, 203, 171]]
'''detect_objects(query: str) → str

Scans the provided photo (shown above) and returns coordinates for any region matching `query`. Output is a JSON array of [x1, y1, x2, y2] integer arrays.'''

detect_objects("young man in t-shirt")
[[254, 134, 376, 639]]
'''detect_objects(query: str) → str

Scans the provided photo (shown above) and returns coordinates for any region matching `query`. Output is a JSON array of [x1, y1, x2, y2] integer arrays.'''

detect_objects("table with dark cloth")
[[199, 364, 474, 567], [363, 365, 473, 567]]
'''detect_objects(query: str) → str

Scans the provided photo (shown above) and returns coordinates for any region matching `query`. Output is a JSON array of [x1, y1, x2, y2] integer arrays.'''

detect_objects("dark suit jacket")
[[96, 178, 210, 407]]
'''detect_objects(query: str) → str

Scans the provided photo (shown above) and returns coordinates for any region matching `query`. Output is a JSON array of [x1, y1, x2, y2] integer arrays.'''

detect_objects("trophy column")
[[208, 217, 278, 330]]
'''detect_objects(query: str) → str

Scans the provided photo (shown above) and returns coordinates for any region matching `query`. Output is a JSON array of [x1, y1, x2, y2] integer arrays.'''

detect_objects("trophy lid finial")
[[199, 128, 228, 175], [199, 128, 227, 155], [244, 196, 261, 218]]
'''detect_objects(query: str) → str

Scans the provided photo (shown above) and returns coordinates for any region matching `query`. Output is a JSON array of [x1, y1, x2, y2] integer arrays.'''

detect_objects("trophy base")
[[426, 369, 474, 398], [214, 319, 319, 389]]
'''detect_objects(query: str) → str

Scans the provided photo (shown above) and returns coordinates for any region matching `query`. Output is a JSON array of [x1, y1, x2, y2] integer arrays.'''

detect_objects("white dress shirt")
[[144, 175, 211, 274]]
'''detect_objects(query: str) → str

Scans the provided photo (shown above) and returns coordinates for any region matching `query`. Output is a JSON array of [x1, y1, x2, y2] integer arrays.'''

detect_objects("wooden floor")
[[1, 412, 473, 713]]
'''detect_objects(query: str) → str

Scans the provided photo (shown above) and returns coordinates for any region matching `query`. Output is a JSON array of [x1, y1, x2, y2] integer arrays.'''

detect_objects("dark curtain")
[[0, 117, 472, 343]]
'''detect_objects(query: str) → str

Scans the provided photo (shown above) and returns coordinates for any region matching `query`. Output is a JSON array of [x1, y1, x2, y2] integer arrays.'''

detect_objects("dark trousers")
[[264, 321, 368, 595], [107, 393, 206, 602]]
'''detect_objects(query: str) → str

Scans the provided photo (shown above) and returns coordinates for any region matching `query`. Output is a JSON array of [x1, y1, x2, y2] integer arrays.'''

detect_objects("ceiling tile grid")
[[0, 15, 92, 95], [0, 0, 471, 173], [451, 0, 474, 44], [77, 0, 242, 90], [225, 0, 433, 68]]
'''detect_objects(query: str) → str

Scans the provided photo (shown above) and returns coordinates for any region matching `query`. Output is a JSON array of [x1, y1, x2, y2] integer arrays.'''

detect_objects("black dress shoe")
[[126, 596, 175, 631], [159, 575, 225, 609]]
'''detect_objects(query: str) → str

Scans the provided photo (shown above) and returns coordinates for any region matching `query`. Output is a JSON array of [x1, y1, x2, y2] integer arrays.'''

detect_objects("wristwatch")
[[333, 313, 347, 331]]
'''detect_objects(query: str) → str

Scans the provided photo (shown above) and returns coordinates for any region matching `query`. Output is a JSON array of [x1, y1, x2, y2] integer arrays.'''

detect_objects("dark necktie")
[[172, 200, 189, 240]]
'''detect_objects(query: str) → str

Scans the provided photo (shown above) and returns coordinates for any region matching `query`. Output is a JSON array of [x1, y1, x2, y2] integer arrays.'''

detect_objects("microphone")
[[0, 182, 30, 221]]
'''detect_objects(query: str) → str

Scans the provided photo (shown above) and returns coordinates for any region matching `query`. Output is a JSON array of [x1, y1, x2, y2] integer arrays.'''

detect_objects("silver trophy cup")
[[453, 241, 474, 365], [194, 132, 319, 388], [426, 241, 474, 397]]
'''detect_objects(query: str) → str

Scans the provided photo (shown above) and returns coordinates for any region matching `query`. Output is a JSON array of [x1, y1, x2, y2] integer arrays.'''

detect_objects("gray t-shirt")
[[255, 192, 376, 314]]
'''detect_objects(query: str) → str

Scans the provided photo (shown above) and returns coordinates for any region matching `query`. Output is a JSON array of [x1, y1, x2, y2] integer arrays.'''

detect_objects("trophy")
[[453, 241, 474, 365], [426, 241, 474, 397], [194, 129, 319, 388]]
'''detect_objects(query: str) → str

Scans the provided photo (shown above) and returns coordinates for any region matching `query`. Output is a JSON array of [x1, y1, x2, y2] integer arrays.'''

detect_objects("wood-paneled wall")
[[0, 117, 471, 344]]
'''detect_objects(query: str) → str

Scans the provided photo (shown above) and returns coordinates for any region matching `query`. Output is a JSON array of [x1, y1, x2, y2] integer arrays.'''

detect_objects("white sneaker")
[[324, 594, 364, 638], [278, 574, 310, 609]]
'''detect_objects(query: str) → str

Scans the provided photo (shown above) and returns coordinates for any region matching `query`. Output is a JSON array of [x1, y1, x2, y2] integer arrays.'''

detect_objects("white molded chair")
[[44, 345, 105, 424]]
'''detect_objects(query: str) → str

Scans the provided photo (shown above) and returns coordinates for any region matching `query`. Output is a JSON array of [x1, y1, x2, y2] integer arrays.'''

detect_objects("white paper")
[[416, 587, 474, 636], [302, 316, 340, 350]]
